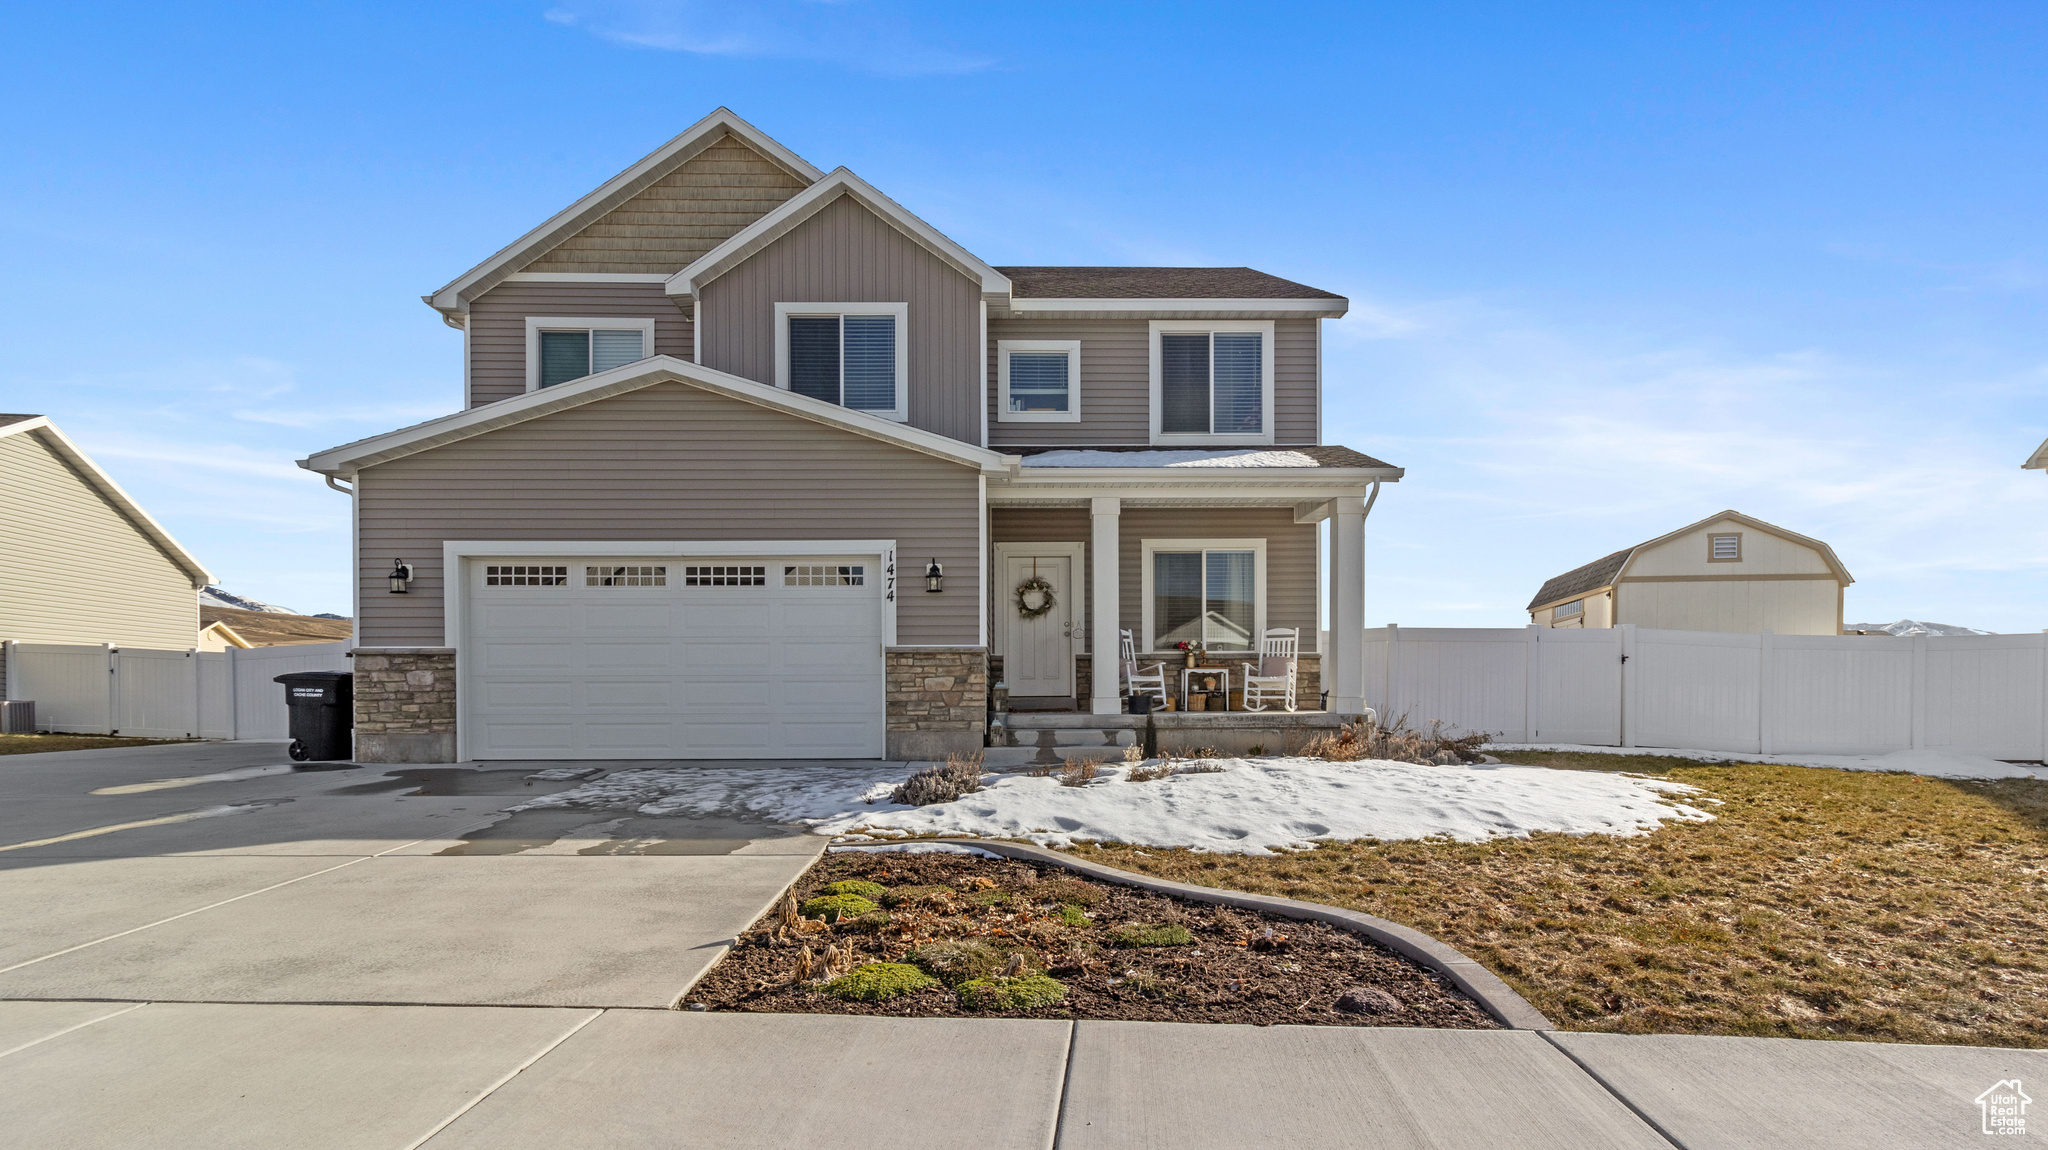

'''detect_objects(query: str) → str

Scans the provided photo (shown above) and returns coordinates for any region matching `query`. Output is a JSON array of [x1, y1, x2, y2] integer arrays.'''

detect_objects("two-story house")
[[301, 109, 1401, 764]]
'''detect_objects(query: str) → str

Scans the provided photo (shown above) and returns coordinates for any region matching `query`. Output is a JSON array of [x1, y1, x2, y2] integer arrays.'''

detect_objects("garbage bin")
[[275, 670, 354, 762]]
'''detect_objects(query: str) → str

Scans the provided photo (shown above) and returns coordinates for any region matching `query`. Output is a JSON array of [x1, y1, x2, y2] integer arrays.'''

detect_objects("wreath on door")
[[1014, 576, 1057, 619]]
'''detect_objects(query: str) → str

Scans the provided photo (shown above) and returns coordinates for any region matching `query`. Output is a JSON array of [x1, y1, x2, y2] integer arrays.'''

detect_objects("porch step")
[[982, 708, 1347, 765]]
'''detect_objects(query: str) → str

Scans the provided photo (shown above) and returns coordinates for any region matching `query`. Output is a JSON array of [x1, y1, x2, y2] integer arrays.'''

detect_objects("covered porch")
[[985, 447, 1397, 719]]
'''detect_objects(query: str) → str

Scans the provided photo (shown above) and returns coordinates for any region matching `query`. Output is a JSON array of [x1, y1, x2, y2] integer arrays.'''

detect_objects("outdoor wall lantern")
[[924, 558, 944, 593], [388, 559, 415, 594]]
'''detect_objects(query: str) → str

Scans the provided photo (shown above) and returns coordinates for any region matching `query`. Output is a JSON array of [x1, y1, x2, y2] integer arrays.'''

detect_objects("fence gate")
[[1530, 629, 1622, 745]]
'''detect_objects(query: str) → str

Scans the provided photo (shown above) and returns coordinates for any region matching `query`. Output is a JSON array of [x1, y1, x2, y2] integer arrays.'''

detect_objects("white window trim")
[[523, 317, 657, 393], [773, 302, 910, 422], [1147, 319, 1276, 446], [1138, 537, 1268, 653], [996, 339, 1082, 423]]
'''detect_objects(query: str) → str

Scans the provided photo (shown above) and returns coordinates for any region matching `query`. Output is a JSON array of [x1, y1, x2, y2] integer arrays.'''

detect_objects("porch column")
[[1089, 496, 1122, 715], [1330, 494, 1367, 716]]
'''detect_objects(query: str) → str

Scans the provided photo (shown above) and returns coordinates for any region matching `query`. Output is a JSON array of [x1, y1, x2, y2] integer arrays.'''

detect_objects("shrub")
[[1058, 758, 1101, 787], [1108, 922, 1194, 948], [851, 910, 893, 933], [820, 879, 887, 899], [910, 939, 1040, 987], [880, 885, 952, 909], [1126, 762, 1173, 782], [1058, 904, 1090, 926], [958, 974, 1067, 1012], [821, 962, 936, 1002], [800, 893, 879, 920], [1302, 715, 1490, 766], [1027, 877, 1102, 907], [890, 752, 986, 805]]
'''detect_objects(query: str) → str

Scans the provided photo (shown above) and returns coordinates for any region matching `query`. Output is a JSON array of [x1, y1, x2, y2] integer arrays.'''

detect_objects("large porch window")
[[1142, 539, 1266, 651]]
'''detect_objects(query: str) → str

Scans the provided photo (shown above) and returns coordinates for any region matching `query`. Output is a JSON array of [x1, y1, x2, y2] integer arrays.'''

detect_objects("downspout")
[[323, 473, 361, 652]]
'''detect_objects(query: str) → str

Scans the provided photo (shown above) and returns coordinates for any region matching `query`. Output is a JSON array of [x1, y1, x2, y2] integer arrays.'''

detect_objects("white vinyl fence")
[[1, 640, 350, 740], [1365, 625, 2048, 760]]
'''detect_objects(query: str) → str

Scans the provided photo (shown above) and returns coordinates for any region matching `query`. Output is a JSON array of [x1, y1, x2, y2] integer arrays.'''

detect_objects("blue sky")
[[3, 2, 2044, 626]]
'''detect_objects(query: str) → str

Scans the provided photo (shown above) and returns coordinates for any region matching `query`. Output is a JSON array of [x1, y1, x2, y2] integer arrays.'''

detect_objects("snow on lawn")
[[1492, 744, 2048, 781], [512, 757, 1712, 856]]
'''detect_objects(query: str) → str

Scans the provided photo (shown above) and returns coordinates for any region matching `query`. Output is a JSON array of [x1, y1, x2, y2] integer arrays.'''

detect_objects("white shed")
[[1528, 511, 1853, 635]]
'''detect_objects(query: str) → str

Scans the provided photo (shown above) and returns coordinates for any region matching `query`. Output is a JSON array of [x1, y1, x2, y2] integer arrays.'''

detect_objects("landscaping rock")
[[1336, 987, 1404, 1016]]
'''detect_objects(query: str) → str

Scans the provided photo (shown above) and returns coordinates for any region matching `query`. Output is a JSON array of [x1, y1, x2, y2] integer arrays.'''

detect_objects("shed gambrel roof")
[[1527, 510, 1854, 612]]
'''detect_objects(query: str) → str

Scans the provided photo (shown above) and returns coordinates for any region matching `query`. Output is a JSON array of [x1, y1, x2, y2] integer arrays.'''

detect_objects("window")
[[586, 565, 666, 587], [486, 565, 567, 587], [785, 564, 866, 587], [1141, 540, 1266, 651], [1149, 320, 1275, 443], [683, 565, 766, 587], [774, 303, 909, 421], [997, 340, 1081, 423], [1709, 533, 1742, 561], [524, 318, 655, 391], [1554, 599, 1584, 618]]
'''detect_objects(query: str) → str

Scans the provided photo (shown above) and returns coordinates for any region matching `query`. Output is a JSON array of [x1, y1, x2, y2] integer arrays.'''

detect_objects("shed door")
[[465, 556, 884, 759]]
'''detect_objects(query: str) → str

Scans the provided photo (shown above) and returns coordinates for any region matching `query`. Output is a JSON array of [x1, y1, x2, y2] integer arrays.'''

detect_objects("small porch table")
[[1178, 667, 1232, 713]]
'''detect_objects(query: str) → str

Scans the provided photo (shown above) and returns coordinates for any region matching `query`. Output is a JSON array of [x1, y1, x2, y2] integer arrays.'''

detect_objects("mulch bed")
[[686, 848, 1499, 1028]]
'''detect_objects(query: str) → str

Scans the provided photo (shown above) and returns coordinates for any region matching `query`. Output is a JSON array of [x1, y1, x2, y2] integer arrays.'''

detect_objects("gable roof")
[[299, 355, 1009, 477], [2026, 435, 2047, 470], [424, 108, 824, 322], [665, 168, 1011, 309], [1000, 267, 1344, 300], [0, 416, 215, 588], [1527, 510, 1853, 611]]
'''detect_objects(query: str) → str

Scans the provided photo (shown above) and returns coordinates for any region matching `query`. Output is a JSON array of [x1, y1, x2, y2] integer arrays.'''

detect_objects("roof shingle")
[[1527, 548, 1635, 611], [995, 267, 1343, 300]]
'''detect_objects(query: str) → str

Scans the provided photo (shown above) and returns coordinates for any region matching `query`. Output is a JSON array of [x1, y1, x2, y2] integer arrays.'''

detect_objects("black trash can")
[[275, 671, 354, 762]]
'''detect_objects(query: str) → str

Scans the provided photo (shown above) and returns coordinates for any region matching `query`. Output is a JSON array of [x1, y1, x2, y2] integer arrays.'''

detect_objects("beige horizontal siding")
[[0, 431, 198, 648], [520, 136, 807, 275], [988, 506, 1314, 651], [699, 193, 981, 445], [466, 282, 693, 408], [356, 383, 982, 647], [987, 317, 1321, 446]]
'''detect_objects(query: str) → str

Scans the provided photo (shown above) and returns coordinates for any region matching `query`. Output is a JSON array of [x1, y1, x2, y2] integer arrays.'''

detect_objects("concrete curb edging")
[[913, 838, 1556, 1031]]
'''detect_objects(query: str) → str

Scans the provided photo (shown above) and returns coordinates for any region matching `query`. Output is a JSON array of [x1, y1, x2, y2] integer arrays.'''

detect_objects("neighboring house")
[[199, 605, 354, 650], [1527, 511, 1852, 635], [300, 108, 1401, 764], [1, 415, 215, 685], [2028, 436, 2047, 474]]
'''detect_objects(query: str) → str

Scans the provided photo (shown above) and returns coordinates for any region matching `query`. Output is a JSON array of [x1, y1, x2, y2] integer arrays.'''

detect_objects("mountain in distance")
[[200, 587, 348, 621], [1843, 619, 1994, 637]]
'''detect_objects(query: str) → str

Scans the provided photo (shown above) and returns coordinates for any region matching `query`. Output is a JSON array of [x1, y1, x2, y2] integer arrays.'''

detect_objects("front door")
[[1001, 554, 1074, 701]]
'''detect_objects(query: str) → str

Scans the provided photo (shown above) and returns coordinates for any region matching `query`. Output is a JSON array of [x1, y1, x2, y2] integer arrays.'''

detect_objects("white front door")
[[1001, 555, 1074, 699], [465, 555, 886, 759]]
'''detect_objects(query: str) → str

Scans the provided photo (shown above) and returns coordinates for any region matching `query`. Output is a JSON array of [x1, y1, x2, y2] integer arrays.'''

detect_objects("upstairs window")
[[1150, 321, 1274, 443], [524, 318, 655, 391], [997, 340, 1081, 423], [775, 303, 908, 421]]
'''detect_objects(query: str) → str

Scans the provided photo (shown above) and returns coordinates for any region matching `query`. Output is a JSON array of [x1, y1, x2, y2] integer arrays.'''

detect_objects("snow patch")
[[1491, 744, 2047, 781], [1022, 449, 1319, 469], [828, 842, 1003, 859], [513, 757, 1712, 856], [1842, 619, 1995, 637]]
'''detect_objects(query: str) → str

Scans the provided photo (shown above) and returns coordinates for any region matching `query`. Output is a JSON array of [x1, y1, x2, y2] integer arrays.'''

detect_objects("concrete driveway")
[[1, 742, 2040, 1149]]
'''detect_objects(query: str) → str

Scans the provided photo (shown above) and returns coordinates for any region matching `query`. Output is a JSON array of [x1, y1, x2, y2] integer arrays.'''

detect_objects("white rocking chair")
[[1120, 629, 1169, 707], [1240, 628, 1299, 712]]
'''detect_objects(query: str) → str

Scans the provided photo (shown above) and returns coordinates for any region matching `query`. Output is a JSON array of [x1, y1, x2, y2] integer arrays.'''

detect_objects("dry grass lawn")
[[0, 733, 194, 756], [1078, 752, 2048, 1047]]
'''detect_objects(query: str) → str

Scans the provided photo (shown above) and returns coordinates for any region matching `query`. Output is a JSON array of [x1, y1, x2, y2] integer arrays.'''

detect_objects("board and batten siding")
[[354, 383, 982, 647], [466, 282, 694, 408], [986, 317, 1320, 446], [988, 506, 1315, 650], [697, 193, 982, 445], [518, 134, 809, 275], [0, 430, 198, 649]]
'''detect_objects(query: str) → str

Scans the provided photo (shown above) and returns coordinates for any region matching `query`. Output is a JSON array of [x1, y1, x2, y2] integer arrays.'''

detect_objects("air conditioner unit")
[[0, 700, 35, 734]]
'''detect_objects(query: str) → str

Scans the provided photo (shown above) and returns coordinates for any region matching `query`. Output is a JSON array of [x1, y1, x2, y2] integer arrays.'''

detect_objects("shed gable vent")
[[1709, 533, 1742, 561]]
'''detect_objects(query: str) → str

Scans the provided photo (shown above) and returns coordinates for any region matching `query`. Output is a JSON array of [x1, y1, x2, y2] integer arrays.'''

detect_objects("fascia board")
[[8, 418, 217, 588], [298, 355, 1007, 476], [1529, 583, 1618, 614], [999, 465, 1403, 484], [425, 108, 824, 314], [668, 169, 1012, 304], [2025, 435, 2048, 470], [1005, 298, 1349, 319]]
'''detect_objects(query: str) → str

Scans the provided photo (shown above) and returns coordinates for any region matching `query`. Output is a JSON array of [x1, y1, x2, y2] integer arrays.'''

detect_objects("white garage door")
[[466, 555, 885, 759]]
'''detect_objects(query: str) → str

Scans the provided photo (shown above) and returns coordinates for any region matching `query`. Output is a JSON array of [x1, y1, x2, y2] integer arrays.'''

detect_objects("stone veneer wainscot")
[[885, 645, 987, 761], [352, 647, 457, 763]]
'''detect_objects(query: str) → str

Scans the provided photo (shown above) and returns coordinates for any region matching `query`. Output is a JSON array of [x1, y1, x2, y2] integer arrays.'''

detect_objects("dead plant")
[[1058, 757, 1102, 787], [892, 751, 987, 805], [1122, 743, 1144, 764], [1300, 713, 1492, 766], [792, 945, 818, 983]]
